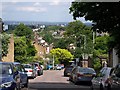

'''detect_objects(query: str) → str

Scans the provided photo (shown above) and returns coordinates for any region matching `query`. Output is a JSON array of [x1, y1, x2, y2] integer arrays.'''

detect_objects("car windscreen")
[[79, 68, 95, 74], [0, 63, 13, 75]]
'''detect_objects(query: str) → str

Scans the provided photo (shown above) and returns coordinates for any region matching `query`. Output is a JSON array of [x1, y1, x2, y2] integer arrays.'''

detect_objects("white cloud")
[[17, 6, 47, 13], [33, 2, 41, 6], [49, 0, 60, 6], [3, 0, 73, 3], [0, 2, 2, 18]]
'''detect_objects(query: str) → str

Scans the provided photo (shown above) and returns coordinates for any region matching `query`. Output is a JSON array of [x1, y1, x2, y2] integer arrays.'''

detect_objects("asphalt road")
[[24, 69, 91, 90]]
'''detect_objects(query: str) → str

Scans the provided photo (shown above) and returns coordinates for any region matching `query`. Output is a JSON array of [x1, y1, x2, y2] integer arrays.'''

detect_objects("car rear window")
[[24, 65, 31, 68], [79, 68, 95, 73]]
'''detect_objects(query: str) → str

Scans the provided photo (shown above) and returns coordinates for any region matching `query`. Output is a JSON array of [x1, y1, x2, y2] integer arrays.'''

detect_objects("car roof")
[[0, 61, 13, 64], [12, 62, 21, 65]]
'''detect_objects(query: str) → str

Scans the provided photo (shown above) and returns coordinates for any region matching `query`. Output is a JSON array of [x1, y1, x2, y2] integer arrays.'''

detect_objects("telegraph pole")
[[53, 55, 55, 70]]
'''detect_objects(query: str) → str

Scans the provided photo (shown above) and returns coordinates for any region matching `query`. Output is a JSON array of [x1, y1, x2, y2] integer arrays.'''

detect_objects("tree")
[[69, 2, 120, 57], [14, 23, 37, 63], [50, 48, 74, 65], [1, 33, 10, 57], [26, 41, 37, 57], [65, 20, 93, 58], [14, 37, 27, 63], [54, 38, 73, 49], [94, 35, 109, 58], [42, 32, 54, 45], [14, 23, 33, 40]]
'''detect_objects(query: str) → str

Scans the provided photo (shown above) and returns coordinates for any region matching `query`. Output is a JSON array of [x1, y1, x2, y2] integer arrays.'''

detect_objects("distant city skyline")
[[1, 0, 91, 23]]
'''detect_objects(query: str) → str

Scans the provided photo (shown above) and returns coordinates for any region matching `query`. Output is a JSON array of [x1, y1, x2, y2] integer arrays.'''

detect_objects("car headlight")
[[1, 81, 12, 88]]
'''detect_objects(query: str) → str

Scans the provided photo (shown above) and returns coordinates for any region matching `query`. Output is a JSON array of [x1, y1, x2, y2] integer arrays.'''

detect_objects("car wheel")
[[14, 87, 19, 90], [24, 78, 28, 88], [74, 78, 78, 85], [41, 71, 43, 75], [90, 84, 94, 90], [100, 83, 104, 90], [16, 83, 21, 90], [37, 71, 40, 76], [106, 83, 111, 90]]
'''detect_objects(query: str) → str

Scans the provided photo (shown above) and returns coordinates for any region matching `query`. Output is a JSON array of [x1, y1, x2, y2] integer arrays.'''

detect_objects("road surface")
[[24, 69, 91, 90]]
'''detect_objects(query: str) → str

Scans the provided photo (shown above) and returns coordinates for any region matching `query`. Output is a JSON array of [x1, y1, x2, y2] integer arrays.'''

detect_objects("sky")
[[0, 0, 89, 23]]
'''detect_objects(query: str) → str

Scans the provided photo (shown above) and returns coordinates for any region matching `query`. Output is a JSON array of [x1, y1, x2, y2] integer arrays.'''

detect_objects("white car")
[[23, 64, 36, 78], [56, 64, 62, 70]]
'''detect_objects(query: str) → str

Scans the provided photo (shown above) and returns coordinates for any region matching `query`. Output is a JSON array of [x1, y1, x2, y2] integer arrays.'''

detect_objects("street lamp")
[[53, 55, 55, 70], [80, 34, 87, 67]]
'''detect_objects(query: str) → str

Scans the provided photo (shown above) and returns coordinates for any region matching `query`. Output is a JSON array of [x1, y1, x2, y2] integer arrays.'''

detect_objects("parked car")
[[0, 62, 20, 90], [47, 64, 53, 70], [13, 62, 28, 88], [23, 64, 36, 78], [61, 64, 64, 69], [64, 65, 74, 76], [56, 64, 62, 70], [91, 67, 112, 90], [34, 63, 43, 76], [69, 66, 96, 85], [109, 64, 120, 90]]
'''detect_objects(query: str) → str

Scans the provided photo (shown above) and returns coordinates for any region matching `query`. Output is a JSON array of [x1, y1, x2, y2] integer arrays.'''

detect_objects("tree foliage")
[[50, 48, 74, 64], [70, 2, 120, 57], [14, 23, 33, 39], [14, 37, 27, 63], [42, 32, 54, 45], [65, 20, 93, 58], [1, 34, 10, 57], [54, 38, 73, 49], [14, 24, 37, 63]]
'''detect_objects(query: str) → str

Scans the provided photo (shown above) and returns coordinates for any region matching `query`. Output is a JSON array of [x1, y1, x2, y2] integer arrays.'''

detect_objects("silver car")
[[23, 64, 37, 78], [69, 66, 96, 85], [91, 67, 112, 90]]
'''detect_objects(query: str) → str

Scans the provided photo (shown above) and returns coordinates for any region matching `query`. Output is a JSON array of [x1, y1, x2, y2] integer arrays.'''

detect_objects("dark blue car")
[[13, 62, 28, 88], [0, 62, 20, 90]]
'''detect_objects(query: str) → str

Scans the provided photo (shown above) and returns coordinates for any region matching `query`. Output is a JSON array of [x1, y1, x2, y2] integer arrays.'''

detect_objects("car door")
[[16, 64, 27, 85], [20, 65, 28, 84], [72, 67, 78, 82], [111, 65, 120, 88]]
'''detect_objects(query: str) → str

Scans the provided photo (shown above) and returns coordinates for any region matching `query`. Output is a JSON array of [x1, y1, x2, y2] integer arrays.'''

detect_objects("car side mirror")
[[111, 73, 116, 77], [14, 71, 19, 75]]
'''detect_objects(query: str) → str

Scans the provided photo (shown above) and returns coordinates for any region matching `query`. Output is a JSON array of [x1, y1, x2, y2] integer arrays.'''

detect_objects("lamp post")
[[53, 55, 54, 70], [80, 34, 86, 67]]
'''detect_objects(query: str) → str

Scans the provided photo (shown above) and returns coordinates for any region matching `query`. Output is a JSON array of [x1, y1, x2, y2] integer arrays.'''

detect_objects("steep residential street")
[[27, 70, 91, 90]]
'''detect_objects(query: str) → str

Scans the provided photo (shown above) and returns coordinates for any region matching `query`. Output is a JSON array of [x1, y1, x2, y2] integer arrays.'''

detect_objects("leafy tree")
[[14, 23, 37, 63], [14, 37, 27, 63], [69, 2, 120, 57], [54, 38, 73, 49], [65, 20, 93, 58], [14, 23, 33, 40], [26, 41, 37, 56], [50, 48, 74, 65], [42, 32, 54, 45], [91, 35, 109, 70], [93, 58, 101, 73], [94, 35, 109, 57], [1, 34, 10, 57], [45, 25, 65, 31]]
